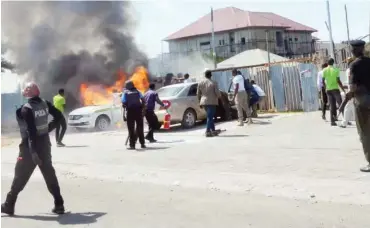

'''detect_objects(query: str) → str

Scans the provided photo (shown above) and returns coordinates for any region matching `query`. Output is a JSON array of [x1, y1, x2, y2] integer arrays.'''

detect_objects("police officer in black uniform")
[[347, 40, 370, 172], [1, 82, 65, 215], [121, 80, 146, 150]]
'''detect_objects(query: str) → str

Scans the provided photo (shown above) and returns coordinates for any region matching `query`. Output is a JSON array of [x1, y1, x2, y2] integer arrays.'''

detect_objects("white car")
[[68, 104, 122, 131], [154, 82, 232, 128]]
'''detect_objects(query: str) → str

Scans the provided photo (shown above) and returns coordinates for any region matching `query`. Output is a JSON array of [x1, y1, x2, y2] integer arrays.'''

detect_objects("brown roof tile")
[[164, 7, 317, 41]]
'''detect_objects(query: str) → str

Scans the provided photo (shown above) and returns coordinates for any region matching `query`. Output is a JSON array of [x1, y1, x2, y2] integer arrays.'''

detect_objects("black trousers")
[[145, 110, 159, 140], [55, 116, 67, 143], [354, 94, 370, 164], [126, 108, 145, 147], [320, 87, 328, 117], [4, 139, 64, 207], [326, 89, 342, 123]]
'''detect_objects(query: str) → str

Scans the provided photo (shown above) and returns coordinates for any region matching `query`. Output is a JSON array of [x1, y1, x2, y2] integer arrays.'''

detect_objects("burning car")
[[68, 103, 122, 131], [68, 67, 149, 131]]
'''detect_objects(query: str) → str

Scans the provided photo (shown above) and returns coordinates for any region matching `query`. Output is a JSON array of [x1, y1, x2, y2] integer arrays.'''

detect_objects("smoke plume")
[[1, 1, 147, 110]]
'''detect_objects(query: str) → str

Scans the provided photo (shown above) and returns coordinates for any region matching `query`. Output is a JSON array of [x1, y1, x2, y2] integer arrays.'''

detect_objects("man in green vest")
[[322, 58, 345, 126], [53, 88, 67, 147]]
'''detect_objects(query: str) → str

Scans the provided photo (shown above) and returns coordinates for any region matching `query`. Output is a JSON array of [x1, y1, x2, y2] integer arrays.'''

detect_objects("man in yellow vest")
[[53, 89, 67, 147]]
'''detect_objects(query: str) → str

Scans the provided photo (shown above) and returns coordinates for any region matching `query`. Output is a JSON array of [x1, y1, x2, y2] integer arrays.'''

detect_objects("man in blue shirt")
[[122, 80, 146, 150], [144, 83, 165, 142]]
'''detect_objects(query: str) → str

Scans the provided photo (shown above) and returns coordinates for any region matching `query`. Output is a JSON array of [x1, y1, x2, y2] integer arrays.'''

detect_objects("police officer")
[[347, 40, 370, 172], [1, 82, 65, 215], [122, 80, 146, 150]]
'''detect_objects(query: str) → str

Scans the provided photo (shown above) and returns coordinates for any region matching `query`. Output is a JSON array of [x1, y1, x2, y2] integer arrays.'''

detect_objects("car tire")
[[95, 115, 111, 131], [181, 108, 197, 129]]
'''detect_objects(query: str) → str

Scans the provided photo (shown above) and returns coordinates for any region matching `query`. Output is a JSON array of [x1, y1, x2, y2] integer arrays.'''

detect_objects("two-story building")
[[164, 7, 317, 60]]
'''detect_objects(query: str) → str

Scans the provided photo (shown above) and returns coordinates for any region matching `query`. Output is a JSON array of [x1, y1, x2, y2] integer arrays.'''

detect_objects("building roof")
[[165, 7, 317, 41], [217, 48, 289, 68]]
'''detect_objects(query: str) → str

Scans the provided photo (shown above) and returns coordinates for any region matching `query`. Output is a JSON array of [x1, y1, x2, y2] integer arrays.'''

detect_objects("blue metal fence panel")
[[298, 63, 319, 112], [270, 65, 286, 112], [282, 65, 302, 110]]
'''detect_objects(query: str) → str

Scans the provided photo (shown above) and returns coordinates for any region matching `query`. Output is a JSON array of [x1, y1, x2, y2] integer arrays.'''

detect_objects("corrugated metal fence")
[[211, 62, 320, 112]]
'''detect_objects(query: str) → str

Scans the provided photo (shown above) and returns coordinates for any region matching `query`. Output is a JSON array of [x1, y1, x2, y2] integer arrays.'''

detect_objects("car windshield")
[[157, 86, 184, 97]]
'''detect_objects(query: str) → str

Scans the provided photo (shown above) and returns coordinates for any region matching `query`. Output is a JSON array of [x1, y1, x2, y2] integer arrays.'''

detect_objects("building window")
[[200, 41, 210, 46], [289, 38, 293, 42], [294, 37, 298, 42], [241, 37, 246, 45], [219, 40, 225, 46], [276, 32, 283, 47]]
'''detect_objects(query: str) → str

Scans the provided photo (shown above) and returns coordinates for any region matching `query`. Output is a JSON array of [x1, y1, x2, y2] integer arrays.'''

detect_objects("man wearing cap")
[[122, 80, 146, 150], [322, 58, 346, 126], [347, 40, 370, 172]]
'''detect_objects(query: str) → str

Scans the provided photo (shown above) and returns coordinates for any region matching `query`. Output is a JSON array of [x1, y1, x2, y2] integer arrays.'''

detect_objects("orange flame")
[[131, 66, 150, 94], [79, 66, 149, 106]]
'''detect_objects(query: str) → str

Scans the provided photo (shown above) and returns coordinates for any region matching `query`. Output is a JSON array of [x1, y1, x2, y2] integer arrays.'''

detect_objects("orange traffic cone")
[[163, 112, 171, 130]]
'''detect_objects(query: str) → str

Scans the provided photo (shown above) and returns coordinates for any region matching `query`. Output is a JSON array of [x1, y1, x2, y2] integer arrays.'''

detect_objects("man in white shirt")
[[232, 69, 251, 126], [340, 58, 355, 128], [250, 80, 266, 117], [183, 73, 191, 83], [317, 63, 328, 120]]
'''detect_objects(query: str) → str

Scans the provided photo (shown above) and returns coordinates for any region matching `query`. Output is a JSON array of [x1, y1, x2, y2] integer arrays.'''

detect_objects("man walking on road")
[[144, 83, 165, 143], [322, 58, 345, 126], [122, 80, 146, 150], [197, 70, 221, 137], [53, 88, 67, 147], [232, 69, 251, 126], [347, 40, 370, 172], [317, 63, 328, 120], [2, 82, 65, 215]]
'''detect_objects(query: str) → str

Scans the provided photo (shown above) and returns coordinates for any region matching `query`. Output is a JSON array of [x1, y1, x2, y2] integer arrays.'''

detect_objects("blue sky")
[[133, 0, 370, 58]]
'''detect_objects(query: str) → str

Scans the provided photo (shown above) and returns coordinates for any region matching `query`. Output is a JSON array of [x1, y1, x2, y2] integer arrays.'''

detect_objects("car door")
[[187, 84, 206, 120]]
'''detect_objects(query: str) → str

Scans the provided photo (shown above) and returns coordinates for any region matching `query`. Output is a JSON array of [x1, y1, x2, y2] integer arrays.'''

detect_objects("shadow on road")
[[155, 139, 185, 144], [255, 114, 278, 119], [218, 134, 249, 138], [136, 146, 170, 152], [251, 121, 271, 125], [64, 145, 90, 148], [5, 212, 106, 225]]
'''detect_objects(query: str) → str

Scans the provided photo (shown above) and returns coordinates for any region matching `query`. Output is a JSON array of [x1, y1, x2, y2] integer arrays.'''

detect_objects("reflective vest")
[[23, 99, 49, 136], [125, 90, 141, 109]]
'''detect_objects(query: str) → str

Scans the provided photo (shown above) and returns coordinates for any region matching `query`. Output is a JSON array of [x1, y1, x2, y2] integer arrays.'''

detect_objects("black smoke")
[[1, 1, 147, 110]]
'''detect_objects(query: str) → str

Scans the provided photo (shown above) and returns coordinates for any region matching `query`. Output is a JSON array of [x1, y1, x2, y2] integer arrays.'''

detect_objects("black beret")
[[350, 40, 366, 47]]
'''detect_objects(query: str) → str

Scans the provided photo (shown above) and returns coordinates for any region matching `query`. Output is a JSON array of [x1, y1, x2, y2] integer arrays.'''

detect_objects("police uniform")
[[122, 81, 146, 149], [349, 40, 370, 172], [1, 97, 65, 215]]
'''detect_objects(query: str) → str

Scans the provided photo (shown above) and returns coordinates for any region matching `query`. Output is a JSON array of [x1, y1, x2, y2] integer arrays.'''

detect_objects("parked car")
[[68, 104, 122, 131], [155, 82, 233, 128]]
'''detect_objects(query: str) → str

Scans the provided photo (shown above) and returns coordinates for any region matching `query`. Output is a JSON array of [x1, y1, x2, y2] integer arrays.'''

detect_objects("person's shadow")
[[3, 212, 106, 225]]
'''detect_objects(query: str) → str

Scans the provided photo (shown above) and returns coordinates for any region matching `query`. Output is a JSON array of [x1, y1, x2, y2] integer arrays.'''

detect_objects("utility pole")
[[326, 0, 336, 63], [211, 7, 216, 69], [345, 4, 351, 57]]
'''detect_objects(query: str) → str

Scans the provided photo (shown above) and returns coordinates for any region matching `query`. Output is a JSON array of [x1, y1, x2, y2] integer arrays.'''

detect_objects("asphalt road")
[[2, 112, 370, 228]]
